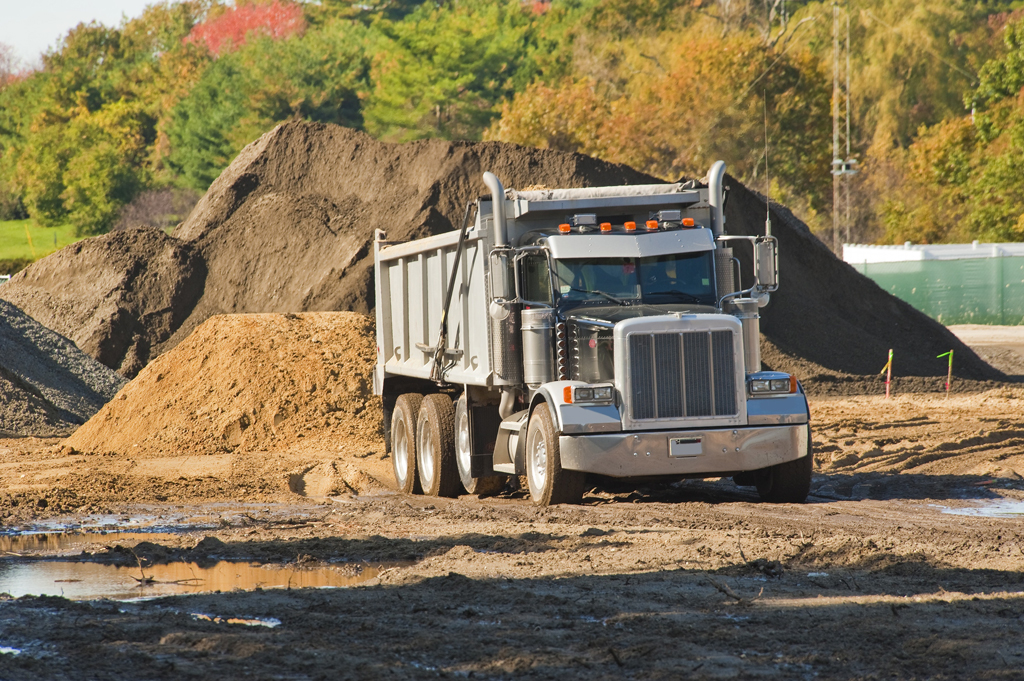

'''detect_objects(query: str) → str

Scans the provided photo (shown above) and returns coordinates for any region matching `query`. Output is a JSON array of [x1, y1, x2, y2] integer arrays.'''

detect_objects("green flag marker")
[[937, 350, 953, 398]]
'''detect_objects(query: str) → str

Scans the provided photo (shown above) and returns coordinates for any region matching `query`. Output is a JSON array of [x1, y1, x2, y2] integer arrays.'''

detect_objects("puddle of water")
[[5, 503, 325, 537], [0, 560, 398, 600], [938, 499, 1024, 518], [0, 532, 180, 556]]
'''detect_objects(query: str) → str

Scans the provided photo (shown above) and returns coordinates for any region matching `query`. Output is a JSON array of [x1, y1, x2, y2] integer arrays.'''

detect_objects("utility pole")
[[832, 0, 857, 254]]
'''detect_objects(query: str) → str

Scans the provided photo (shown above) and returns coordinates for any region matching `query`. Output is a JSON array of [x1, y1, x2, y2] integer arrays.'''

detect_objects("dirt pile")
[[0, 120, 1008, 388], [722, 182, 1003, 386], [165, 122, 659, 349], [0, 299, 126, 437], [0, 228, 204, 377], [62, 312, 389, 502], [1, 122, 652, 375]]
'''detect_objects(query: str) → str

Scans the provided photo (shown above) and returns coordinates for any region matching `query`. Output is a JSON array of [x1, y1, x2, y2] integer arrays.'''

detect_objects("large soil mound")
[[63, 312, 389, 502], [0, 228, 204, 377], [0, 299, 126, 436], [0, 120, 1006, 388], [165, 122, 656, 350], [722, 184, 1001, 386]]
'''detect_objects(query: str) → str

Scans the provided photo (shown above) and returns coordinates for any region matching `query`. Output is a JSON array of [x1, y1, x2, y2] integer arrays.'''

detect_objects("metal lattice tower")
[[832, 0, 857, 254]]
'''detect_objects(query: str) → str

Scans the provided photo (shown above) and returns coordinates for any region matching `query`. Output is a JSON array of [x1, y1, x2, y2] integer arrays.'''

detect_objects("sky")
[[1, 1, 157, 66]]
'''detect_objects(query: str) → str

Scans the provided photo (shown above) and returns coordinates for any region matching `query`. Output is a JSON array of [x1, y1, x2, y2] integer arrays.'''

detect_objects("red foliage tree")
[[0, 42, 29, 88], [185, 1, 306, 57]]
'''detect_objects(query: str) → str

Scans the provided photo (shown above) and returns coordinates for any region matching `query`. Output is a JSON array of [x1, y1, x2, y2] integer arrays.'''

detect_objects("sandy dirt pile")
[[0, 120, 1005, 389], [0, 299, 125, 437], [40, 312, 390, 508], [0, 228, 204, 377]]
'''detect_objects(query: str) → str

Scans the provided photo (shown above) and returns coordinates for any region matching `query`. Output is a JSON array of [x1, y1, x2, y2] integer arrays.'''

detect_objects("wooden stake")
[[938, 350, 953, 399], [881, 349, 893, 399]]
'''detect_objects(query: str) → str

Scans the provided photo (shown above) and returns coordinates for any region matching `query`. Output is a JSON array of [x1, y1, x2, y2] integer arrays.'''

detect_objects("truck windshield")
[[552, 251, 715, 306]]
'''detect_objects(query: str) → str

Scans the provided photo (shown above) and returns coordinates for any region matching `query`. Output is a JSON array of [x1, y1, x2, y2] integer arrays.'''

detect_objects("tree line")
[[1, 0, 1024, 245]]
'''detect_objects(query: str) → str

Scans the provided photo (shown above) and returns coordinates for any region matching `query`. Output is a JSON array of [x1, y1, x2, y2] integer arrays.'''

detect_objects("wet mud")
[[0, 390, 1022, 679]]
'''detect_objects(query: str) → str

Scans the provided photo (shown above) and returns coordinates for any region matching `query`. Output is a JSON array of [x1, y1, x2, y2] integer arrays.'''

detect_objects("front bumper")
[[559, 424, 809, 478]]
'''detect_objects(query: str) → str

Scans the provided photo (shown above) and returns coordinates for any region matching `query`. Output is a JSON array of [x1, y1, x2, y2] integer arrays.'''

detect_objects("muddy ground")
[[0, 387, 1022, 680]]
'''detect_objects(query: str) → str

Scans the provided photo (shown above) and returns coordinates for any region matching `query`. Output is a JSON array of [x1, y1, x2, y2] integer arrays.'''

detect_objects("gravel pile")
[[0, 299, 126, 436]]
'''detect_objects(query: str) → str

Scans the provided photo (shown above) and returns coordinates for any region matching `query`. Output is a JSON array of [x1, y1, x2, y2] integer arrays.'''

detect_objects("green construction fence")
[[850, 257, 1024, 325]]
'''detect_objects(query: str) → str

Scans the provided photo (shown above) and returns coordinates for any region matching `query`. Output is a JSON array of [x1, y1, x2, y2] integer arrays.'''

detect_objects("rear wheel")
[[417, 394, 460, 497], [525, 404, 586, 506], [391, 394, 423, 494], [455, 394, 506, 496], [756, 424, 813, 503]]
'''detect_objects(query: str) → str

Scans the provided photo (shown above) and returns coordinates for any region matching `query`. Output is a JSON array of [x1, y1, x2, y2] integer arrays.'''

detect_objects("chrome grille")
[[629, 330, 738, 421]]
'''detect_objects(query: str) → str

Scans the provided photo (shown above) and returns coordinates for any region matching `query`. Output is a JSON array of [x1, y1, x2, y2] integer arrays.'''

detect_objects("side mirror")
[[754, 237, 779, 291], [489, 250, 513, 299]]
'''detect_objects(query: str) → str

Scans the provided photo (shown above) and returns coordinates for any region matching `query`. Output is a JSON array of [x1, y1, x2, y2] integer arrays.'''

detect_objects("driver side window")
[[521, 254, 552, 303]]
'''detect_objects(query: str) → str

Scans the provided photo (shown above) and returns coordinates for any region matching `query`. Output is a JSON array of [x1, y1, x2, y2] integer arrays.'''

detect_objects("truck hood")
[[558, 303, 718, 323]]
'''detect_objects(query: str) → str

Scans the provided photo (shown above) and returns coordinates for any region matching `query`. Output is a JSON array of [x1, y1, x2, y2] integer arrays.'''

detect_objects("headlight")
[[568, 384, 614, 404], [747, 374, 795, 396], [750, 379, 772, 393]]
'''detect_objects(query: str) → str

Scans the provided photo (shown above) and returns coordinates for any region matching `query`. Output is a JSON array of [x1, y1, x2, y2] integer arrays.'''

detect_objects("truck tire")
[[756, 424, 813, 503], [455, 394, 506, 496], [417, 394, 461, 498], [391, 393, 423, 494], [525, 404, 586, 506]]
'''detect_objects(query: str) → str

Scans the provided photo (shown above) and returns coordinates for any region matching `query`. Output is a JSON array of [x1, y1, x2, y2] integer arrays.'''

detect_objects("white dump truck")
[[373, 162, 811, 505]]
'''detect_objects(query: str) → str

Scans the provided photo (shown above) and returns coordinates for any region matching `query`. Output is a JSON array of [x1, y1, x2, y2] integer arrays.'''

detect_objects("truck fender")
[[528, 387, 564, 433], [531, 381, 623, 436]]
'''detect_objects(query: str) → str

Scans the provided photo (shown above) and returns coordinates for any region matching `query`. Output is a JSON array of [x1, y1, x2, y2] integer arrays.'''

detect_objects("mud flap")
[[489, 410, 528, 475], [469, 404, 505, 478]]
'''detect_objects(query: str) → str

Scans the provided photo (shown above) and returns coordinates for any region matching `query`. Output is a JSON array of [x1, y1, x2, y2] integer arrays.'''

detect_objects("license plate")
[[669, 437, 702, 458]]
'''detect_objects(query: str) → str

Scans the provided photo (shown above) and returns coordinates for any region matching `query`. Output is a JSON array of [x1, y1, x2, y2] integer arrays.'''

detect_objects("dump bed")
[[373, 174, 720, 394], [374, 219, 497, 389]]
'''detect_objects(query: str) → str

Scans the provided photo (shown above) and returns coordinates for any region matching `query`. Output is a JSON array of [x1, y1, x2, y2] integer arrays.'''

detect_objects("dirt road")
[[0, 390, 1022, 680]]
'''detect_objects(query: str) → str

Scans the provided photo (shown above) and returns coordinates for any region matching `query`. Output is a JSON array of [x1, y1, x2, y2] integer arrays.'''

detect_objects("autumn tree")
[[491, 11, 832, 216], [167, 18, 371, 190], [0, 3, 205, 234], [184, 0, 306, 56], [363, 0, 541, 141]]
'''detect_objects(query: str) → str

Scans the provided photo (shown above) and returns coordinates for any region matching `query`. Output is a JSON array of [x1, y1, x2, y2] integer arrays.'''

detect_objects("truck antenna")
[[764, 90, 772, 238]]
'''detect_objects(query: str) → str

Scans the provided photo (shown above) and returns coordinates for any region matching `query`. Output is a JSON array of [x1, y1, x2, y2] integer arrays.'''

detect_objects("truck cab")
[[373, 163, 812, 506]]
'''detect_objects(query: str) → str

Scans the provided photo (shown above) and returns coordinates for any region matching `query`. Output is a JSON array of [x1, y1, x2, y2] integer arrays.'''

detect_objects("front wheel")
[[525, 404, 586, 506], [455, 395, 506, 496], [756, 424, 813, 503]]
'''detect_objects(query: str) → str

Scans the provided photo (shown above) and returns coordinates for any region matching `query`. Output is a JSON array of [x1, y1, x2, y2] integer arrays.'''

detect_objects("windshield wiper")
[[646, 289, 704, 304], [567, 286, 629, 306]]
